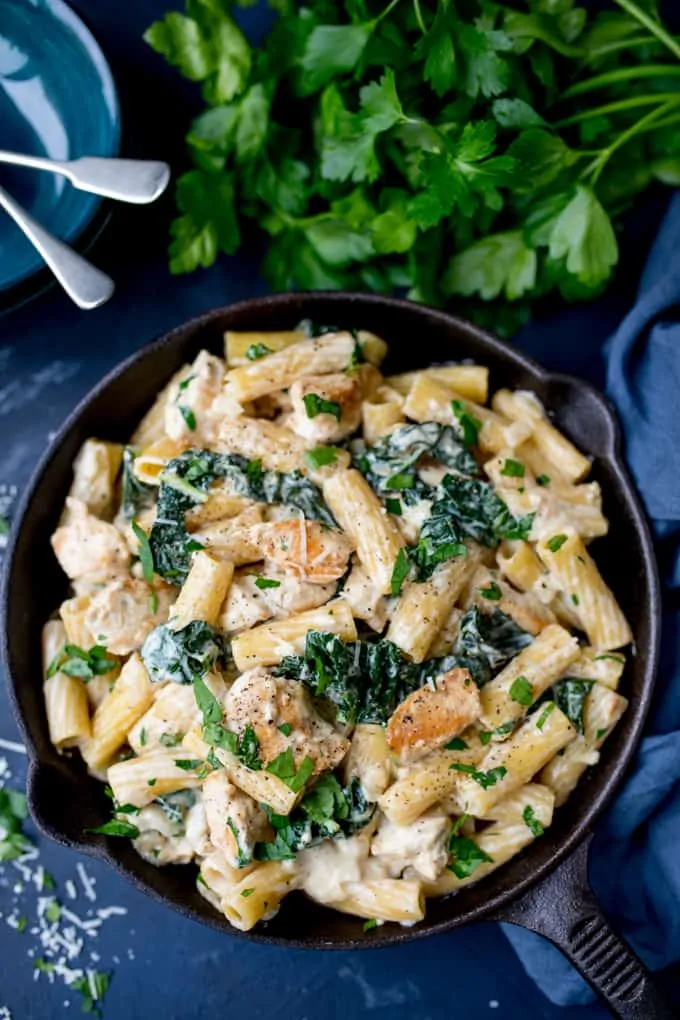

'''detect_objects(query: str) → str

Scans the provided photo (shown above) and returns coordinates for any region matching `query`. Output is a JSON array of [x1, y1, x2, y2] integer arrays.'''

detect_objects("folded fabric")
[[503, 192, 680, 1005]]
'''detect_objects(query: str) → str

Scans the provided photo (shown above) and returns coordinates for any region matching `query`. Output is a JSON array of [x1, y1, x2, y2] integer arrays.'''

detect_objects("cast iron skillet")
[[1, 293, 671, 1019]]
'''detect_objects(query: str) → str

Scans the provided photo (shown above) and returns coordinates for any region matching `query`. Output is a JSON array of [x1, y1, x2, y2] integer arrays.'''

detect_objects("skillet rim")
[[0, 291, 662, 949]]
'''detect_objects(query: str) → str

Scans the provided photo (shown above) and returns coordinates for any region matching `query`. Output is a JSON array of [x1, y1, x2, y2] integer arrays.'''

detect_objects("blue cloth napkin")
[[503, 192, 680, 1006]]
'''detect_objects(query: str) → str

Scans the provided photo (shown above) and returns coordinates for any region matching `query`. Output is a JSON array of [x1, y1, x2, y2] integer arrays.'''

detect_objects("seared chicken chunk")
[[386, 667, 481, 762], [51, 498, 130, 583], [252, 519, 353, 584], [84, 577, 175, 655], [202, 770, 270, 868], [371, 810, 451, 881], [225, 668, 349, 775], [288, 373, 362, 443]]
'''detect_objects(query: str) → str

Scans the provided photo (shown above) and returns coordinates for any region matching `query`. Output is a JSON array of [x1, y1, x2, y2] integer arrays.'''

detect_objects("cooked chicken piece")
[[164, 350, 225, 443], [190, 506, 266, 564], [288, 373, 363, 443], [464, 567, 555, 636], [202, 770, 270, 868], [68, 439, 122, 519], [220, 570, 336, 633], [252, 519, 353, 584], [51, 498, 131, 583], [386, 667, 481, 763], [217, 416, 306, 473], [225, 668, 349, 775], [84, 577, 175, 655], [371, 810, 451, 881]]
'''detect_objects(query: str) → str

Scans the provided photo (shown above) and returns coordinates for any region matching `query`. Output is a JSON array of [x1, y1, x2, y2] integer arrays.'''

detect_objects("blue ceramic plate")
[[0, 0, 120, 295]]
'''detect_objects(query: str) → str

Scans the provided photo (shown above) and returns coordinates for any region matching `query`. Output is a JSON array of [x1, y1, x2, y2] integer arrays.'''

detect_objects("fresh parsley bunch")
[[145, 0, 680, 335]]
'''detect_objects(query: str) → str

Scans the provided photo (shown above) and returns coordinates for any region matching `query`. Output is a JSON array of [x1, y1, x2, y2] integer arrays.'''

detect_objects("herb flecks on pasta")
[[44, 324, 631, 932]]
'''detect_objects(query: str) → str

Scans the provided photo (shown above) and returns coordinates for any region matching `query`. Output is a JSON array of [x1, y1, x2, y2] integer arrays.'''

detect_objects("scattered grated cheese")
[[0, 740, 26, 756], [76, 863, 96, 903], [65, 880, 77, 901]]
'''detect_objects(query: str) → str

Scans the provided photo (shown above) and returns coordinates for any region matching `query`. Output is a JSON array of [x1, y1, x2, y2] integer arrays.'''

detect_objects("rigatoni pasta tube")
[[322, 470, 405, 595], [480, 624, 580, 729], [387, 365, 489, 403], [81, 654, 154, 771], [127, 682, 201, 755], [231, 598, 357, 671], [496, 541, 544, 592], [362, 400, 405, 445], [170, 551, 233, 630], [218, 862, 298, 931], [387, 549, 481, 662], [332, 880, 425, 924], [225, 334, 356, 403], [379, 741, 486, 826], [225, 329, 307, 365], [345, 723, 391, 801], [565, 648, 626, 690], [424, 784, 555, 895], [536, 532, 632, 650], [107, 748, 203, 809], [42, 621, 91, 748], [403, 374, 531, 454], [492, 389, 591, 483], [217, 416, 306, 472], [540, 684, 628, 806], [451, 704, 576, 817]]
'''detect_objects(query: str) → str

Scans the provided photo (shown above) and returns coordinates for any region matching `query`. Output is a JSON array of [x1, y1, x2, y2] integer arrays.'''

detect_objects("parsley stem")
[[583, 34, 679, 62], [554, 92, 680, 127], [610, 0, 680, 62], [371, 0, 403, 28], [412, 0, 427, 34], [582, 99, 680, 184], [560, 64, 680, 101]]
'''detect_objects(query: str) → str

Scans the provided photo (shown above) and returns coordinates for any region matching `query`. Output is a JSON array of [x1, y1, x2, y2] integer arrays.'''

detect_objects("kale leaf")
[[433, 476, 534, 547], [553, 678, 594, 734], [451, 606, 533, 687], [254, 776, 375, 862], [149, 448, 336, 582], [141, 620, 230, 684], [353, 422, 478, 506]]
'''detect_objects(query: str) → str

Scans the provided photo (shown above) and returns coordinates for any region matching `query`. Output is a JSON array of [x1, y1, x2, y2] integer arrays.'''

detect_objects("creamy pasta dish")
[[42, 323, 632, 932]]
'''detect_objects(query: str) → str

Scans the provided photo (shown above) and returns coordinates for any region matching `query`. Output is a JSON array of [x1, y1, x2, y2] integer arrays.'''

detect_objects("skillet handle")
[[490, 835, 676, 1020]]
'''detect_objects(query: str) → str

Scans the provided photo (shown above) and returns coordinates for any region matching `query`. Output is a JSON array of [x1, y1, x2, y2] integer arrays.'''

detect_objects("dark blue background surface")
[[0, 3, 675, 1018]]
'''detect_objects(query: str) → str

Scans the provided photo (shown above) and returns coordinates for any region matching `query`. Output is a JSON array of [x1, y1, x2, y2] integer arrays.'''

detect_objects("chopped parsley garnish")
[[147, 778, 157, 787], [390, 547, 411, 596], [363, 918, 378, 932], [536, 474, 551, 486], [478, 581, 502, 601], [85, 818, 140, 838], [241, 888, 255, 898], [571, 593, 580, 606], [303, 393, 341, 421], [535, 701, 555, 731], [451, 400, 482, 449], [547, 533, 568, 553], [174, 758, 203, 771], [15, 915, 27, 933], [132, 518, 158, 612], [70, 970, 111, 1015], [494, 720, 516, 737], [448, 834, 493, 879], [46, 643, 116, 682], [160, 731, 183, 747], [139, 728, 147, 747], [193, 673, 223, 725], [385, 498, 402, 515], [246, 343, 273, 360], [255, 577, 281, 590], [445, 737, 468, 751], [509, 676, 534, 707], [385, 472, 415, 491], [0, 515, 9, 535], [278, 723, 293, 736], [305, 446, 338, 469], [178, 375, 194, 391], [523, 805, 545, 837], [449, 763, 507, 789], [500, 458, 525, 478], [178, 406, 196, 431], [45, 900, 61, 924], [266, 749, 315, 793], [0, 789, 31, 863], [594, 654, 625, 664], [479, 731, 492, 746], [596, 727, 609, 740]]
